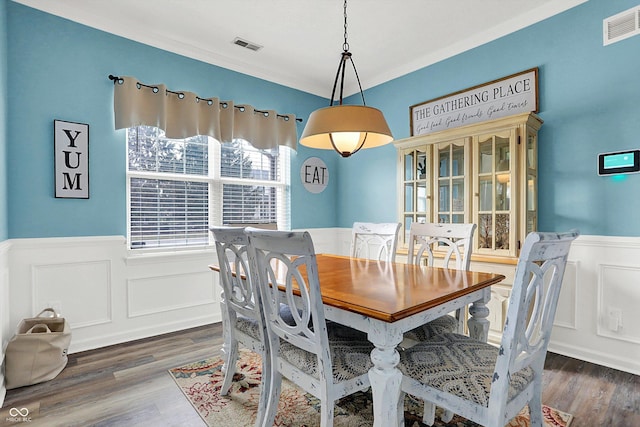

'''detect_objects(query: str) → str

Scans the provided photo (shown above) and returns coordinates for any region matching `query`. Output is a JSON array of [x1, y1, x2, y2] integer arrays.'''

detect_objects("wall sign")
[[300, 157, 329, 194], [54, 120, 89, 198], [410, 68, 538, 136]]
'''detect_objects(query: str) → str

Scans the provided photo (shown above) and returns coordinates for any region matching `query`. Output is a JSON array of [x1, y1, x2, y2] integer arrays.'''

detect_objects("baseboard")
[[548, 341, 640, 376], [69, 313, 221, 354]]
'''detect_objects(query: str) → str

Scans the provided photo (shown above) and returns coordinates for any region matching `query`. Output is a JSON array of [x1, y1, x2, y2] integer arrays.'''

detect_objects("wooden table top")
[[311, 254, 504, 322], [211, 253, 505, 323]]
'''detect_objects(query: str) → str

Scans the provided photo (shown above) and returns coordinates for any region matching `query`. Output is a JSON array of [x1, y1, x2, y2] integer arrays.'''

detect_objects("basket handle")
[[27, 323, 52, 334]]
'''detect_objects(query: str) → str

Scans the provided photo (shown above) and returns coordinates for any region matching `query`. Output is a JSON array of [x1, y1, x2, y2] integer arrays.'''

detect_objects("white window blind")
[[127, 127, 290, 250], [129, 178, 209, 248], [220, 140, 282, 228]]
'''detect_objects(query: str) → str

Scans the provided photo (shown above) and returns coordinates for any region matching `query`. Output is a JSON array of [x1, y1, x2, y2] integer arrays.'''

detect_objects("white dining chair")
[[210, 226, 293, 427], [246, 228, 374, 427], [350, 222, 401, 262], [404, 222, 477, 340], [398, 229, 579, 427]]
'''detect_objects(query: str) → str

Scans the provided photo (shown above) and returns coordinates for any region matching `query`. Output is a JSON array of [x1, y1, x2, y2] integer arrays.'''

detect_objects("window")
[[127, 126, 290, 250]]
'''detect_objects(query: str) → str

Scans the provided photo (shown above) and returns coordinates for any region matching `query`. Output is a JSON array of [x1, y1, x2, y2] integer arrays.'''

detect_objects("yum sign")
[[54, 120, 89, 199]]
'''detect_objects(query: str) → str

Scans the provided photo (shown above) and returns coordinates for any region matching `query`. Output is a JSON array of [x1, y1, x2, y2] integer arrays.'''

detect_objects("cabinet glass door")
[[401, 147, 430, 245], [525, 131, 538, 235], [476, 131, 513, 253], [435, 140, 466, 224]]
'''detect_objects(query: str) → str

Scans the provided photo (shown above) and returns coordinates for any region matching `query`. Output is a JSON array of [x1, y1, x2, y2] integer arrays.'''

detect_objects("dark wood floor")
[[2, 323, 638, 426]]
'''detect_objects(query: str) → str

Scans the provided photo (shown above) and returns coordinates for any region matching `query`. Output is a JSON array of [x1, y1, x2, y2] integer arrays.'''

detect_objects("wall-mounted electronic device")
[[598, 149, 640, 175]]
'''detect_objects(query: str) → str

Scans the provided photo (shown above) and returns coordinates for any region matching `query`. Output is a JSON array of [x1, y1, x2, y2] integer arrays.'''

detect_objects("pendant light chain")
[[343, 0, 349, 52], [330, 0, 366, 107]]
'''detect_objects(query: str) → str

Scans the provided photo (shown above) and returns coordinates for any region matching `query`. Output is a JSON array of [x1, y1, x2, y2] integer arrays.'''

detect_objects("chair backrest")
[[350, 222, 401, 262], [210, 226, 260, 321], [407, 222, 476, 270], [490, 229, 579, 408], [245, 228, 332, 378]]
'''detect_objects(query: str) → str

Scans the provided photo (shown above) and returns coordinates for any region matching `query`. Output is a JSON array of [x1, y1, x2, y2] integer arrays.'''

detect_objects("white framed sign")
[[410, 68, 538, 136], [54, 120, 89, 198], [300, 157, 329, 194]]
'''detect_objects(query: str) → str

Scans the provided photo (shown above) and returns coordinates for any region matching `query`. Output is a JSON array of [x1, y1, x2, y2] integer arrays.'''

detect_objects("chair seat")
[[403, 314, 458, 341], [235, 304, 298, 340], [399, 333, 535, 407], [279, 323, 374, 383]]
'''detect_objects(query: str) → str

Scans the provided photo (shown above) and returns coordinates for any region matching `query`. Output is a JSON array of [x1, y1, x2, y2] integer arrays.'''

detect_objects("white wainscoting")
[[2, 231, 639, 382], [8, 237, 221, 355], [1, 240, 10, 407], [303, 227, 349, 255], [548, 235, 640, 375]]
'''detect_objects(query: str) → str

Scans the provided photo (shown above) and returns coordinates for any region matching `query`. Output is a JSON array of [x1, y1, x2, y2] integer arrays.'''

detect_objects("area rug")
[[169, 349, 572, 427]]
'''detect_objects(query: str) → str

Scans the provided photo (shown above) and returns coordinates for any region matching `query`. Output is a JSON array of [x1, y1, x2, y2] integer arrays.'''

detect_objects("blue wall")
[[5, 2, 336, 238], [0, 0, 8, 241], [4, 0, 640, 239], [340, 0, 640, 236]]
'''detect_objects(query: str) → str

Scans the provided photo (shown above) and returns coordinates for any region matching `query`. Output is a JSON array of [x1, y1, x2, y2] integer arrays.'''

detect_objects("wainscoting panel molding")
[[554, 260, 579, 330], [597, 263, 640, 344], [32, 260, 112, 329], [127, 270, 216, 318]]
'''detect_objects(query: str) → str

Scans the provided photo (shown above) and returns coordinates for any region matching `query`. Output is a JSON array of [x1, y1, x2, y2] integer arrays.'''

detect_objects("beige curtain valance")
[[112, 76, 298, 150]]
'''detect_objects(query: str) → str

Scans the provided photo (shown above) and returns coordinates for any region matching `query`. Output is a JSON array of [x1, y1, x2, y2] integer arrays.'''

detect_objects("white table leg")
[[368, 322, 402, 427], [467, 288, 491, 342]]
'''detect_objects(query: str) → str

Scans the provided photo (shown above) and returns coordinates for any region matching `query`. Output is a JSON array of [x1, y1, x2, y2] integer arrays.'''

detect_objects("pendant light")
[[299, 0, 393, 158]]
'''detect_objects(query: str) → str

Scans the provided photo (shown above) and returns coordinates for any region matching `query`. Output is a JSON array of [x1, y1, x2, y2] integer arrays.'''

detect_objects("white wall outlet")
[[46, 301, 63, 315]]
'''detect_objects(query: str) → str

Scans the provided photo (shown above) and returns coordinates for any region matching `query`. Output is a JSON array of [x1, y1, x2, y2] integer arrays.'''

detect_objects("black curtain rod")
[[109, 75, 302, 122]]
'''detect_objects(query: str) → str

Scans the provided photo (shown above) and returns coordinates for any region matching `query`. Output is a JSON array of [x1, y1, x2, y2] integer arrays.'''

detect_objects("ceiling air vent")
[[603, 5, 640, 46], [232, 37, 263, 52]]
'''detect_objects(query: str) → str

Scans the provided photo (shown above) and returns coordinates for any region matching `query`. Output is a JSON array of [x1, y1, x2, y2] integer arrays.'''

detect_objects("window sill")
[[125, 246, 215, 266]]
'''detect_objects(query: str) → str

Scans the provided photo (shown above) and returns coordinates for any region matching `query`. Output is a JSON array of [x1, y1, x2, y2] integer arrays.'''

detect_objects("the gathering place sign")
[[410, 68, 538, 136]]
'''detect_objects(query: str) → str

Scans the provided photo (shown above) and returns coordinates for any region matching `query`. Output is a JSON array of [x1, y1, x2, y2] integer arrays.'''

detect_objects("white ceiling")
[[15, 0, 586, 97]]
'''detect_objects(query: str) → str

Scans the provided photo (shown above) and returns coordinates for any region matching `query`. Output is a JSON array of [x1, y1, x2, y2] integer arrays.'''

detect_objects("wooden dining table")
[[212, 253, 505, 427], [307, 254, 504, 427]]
